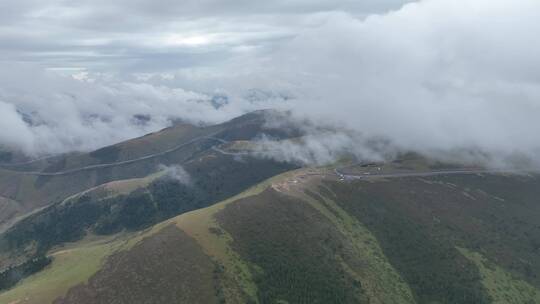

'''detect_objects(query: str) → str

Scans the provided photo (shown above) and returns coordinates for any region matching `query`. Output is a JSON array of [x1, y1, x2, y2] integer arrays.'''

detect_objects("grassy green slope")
[[0, 149, 294, 268], [2, 167, 539, 304], [216, 187, 414, 304], [0, 170, 299, 304], [0, 234, 124, 304], [458, 247, 540, 304], [324, 174, 540, 303]]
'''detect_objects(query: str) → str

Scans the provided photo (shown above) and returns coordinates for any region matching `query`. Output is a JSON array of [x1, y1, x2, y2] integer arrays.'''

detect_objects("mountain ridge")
[[0, 111, 539, 304]]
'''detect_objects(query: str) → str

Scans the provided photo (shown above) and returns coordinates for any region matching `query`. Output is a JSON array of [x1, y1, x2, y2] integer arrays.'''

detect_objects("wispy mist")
[[158, 164, 192, 185]]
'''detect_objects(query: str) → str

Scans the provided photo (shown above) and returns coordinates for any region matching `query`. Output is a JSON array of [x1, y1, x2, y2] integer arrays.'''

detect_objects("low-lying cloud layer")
[[262, 0, 540, 167], [0, 63, 276, 155], [1, 0, 539, 167]]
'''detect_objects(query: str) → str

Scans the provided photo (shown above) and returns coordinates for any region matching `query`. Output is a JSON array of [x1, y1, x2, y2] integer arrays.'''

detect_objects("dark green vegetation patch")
[[324, 174, 540, 303], [217, 189, 368, 304], [54, 225, 222, 304], [0, 255, 51, 292]]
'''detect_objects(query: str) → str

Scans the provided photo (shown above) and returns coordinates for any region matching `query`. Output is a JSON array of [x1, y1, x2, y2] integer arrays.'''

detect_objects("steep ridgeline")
[[0, 110, 298, 232], [0, 151, 294, 263]]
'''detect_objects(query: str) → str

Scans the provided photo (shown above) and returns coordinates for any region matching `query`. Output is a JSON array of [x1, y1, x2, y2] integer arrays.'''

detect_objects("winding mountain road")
[[334, 167, 530, 180], [211, 146, 258, 156], [1, 135, 227, 176], [3, 135, 533, 180], [0, 155, 58, 167]]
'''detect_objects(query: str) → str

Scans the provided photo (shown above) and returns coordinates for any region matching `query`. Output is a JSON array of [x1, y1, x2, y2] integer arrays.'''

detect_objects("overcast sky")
[[0, 0, 411, 73], [1, 0, 540, 168]]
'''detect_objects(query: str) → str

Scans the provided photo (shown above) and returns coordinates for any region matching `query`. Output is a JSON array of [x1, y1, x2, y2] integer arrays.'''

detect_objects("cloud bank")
[[265, 0, 540, 167], [1, 0, 540, 168], [0, 63, 281, 155]]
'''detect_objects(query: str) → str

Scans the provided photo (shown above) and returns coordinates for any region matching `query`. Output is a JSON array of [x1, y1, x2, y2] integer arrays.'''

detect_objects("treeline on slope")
[[322, 181, 491, 304], [438, 174, 540, 285], [216, 189, 368, 304], [2, 183, 193, 255], [1, 155, 295, 257], [0, 255, 51, 292], [323, 174, 540, 304]]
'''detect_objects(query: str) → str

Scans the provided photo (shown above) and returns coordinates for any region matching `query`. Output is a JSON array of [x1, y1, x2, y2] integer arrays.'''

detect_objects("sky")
[[0, 0, 410, 73], [1, 0, 540, 167]]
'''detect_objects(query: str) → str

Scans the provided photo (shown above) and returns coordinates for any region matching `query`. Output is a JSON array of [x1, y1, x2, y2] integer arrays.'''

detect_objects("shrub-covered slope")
[[2, 169, 539, 304], [0, 145, 294, 269]]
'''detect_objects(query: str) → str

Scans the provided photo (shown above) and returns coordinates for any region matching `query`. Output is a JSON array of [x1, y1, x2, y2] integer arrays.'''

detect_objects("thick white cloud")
[[1, 0, 539, 168], [0, 101, 34, 152], [0, 63, 275, 155], [260, 0, 540, 166]]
